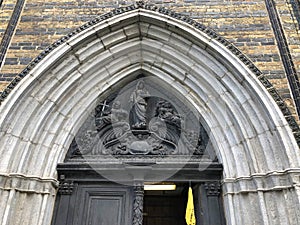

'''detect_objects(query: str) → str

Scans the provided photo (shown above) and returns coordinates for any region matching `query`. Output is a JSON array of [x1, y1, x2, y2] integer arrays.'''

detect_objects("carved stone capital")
[[204, 182, 221, 196], [58, 180, 74, 195]]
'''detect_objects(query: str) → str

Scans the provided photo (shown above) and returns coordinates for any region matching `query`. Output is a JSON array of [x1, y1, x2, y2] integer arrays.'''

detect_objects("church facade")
[[0, 1, 300, 225]]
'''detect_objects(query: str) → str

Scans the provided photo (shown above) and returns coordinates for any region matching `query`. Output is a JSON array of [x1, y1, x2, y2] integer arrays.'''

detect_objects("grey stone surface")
[[0, 8, 299, 225]]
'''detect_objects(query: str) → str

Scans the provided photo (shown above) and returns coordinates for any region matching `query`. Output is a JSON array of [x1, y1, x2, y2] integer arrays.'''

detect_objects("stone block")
[[109, 38, 141, 59], [147, 24, 171, 42], [101, 29, 127, 49], [123, 23, 140, 39], [74, 37, 105, 63]]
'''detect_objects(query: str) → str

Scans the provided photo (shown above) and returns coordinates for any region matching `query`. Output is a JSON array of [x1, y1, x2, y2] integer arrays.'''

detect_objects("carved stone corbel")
[[204, 182, 221, 196], [58, 175, 74, 195]]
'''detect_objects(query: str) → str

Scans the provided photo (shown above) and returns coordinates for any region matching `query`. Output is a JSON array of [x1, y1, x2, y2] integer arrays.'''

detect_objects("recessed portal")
[[51, 76, 225, 225]]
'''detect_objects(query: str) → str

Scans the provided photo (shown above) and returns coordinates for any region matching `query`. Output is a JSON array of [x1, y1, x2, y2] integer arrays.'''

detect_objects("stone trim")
[[223, 168, 300, 195], [1, 1, 299, 146], [265, 0, 300, 118], [0, 173, 58, 195], [133, 183, 144, 225], [0, 0, 26, 68]]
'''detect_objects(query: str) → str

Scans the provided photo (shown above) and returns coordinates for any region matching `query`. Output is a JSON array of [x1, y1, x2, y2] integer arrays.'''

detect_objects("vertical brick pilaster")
[[0, 0, 26, 69], [265, 0, 300, 119]]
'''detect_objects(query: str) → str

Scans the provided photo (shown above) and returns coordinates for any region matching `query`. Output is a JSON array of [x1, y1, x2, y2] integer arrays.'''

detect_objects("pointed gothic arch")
[[0, 3, 299, 225]]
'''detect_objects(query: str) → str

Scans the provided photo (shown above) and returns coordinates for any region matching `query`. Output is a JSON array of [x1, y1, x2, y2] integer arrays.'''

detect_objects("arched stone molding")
[[0, 3, 299, 225]]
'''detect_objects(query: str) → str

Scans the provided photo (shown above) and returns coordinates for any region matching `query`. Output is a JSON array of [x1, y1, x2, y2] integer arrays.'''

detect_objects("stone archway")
[[0, 2, 299, 225]]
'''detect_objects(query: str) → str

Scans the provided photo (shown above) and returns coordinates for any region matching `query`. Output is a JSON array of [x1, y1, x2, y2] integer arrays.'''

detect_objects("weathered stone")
[[0, 5, 299, 225]]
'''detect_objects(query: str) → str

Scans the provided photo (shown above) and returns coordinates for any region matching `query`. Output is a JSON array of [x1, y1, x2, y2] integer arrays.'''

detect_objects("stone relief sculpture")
[[68, 79, 209, 158], [155, 100, 182, 127], [129, 80, 149, 129], [111, 101, 128, 123]]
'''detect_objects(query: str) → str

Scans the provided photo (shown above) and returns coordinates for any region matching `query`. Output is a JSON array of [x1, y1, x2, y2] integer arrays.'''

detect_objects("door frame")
[[51, 160, 225, 225]]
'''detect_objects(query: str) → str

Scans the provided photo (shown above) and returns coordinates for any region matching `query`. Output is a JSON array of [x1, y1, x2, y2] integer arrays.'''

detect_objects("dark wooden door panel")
[[75, 186, 132, 225], [52, 184, 133, 225], [86, 197, 122, 225]]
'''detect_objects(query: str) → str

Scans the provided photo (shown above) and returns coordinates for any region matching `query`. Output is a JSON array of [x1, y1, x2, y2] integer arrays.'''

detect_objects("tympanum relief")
[[67, 77, 213, 160]]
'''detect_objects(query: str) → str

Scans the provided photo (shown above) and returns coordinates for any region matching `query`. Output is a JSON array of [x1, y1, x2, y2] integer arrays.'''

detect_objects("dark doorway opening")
[[143, 184, 188, 225]]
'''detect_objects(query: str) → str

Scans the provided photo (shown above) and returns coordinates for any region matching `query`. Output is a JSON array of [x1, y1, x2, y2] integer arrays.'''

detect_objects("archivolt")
[[0, 4, 299, 225]]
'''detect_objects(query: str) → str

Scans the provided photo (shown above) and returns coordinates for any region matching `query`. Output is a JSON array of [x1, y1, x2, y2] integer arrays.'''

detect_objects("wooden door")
[[51, 184, 133, 225]]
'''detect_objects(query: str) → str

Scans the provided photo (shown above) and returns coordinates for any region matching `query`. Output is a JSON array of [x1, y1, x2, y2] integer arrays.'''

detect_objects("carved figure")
[[130, 81, 149, 128], [111, 101, 128, 123], [67, 83, 208, 157], [156, 100, 181, 126]]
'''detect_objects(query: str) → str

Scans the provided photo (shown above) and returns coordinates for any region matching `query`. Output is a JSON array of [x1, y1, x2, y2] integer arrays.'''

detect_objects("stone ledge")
[[0, 173, 58, 195], [223, 168, 300, 195]]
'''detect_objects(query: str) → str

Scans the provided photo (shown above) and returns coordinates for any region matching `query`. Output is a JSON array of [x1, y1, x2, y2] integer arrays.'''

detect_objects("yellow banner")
[[185, 187, 196, 225]]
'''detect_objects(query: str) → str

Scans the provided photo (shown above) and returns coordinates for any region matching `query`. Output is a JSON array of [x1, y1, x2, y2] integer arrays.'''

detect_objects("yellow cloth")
[[185, 187, 196, 225]]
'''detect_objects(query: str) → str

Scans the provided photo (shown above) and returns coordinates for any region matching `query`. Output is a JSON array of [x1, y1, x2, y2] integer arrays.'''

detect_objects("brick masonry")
[[0, 0, 299, 120], [277, 0, 300, 74], [276, 0, 300, 115]]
